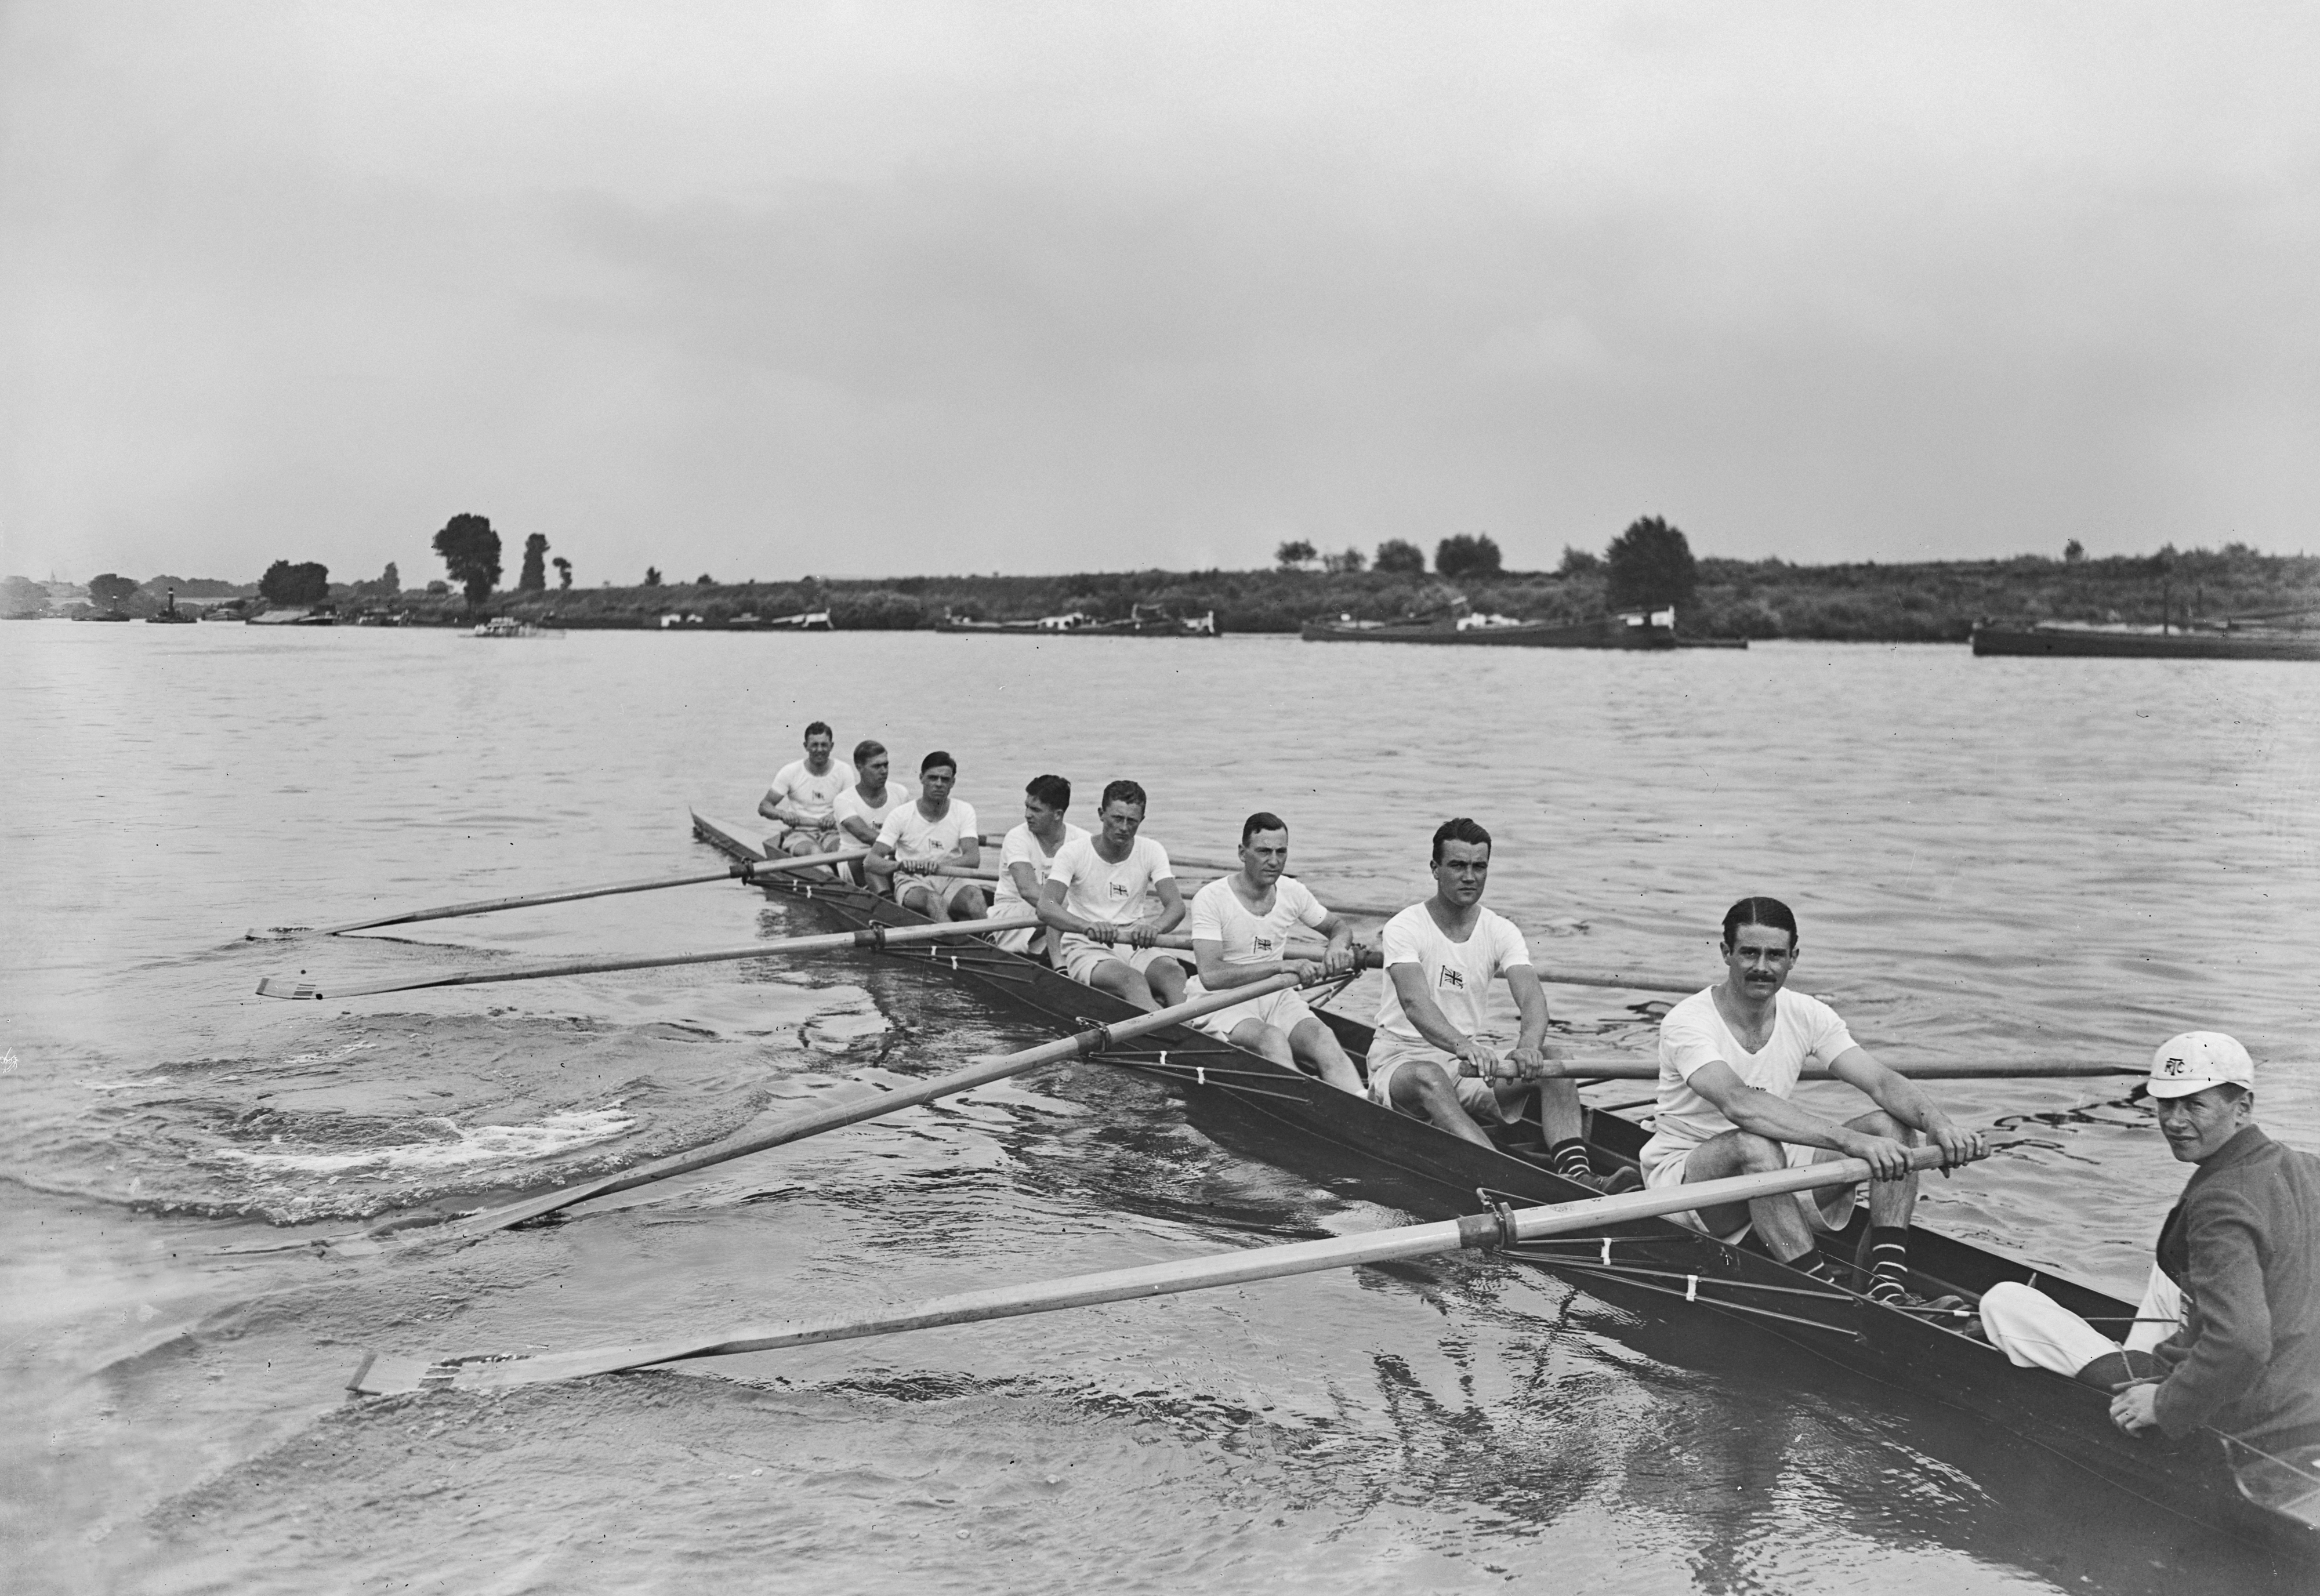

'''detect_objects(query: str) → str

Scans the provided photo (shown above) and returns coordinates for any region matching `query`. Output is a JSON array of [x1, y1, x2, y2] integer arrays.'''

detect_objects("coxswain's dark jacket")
[[2151, 1126, 2320, 1452]]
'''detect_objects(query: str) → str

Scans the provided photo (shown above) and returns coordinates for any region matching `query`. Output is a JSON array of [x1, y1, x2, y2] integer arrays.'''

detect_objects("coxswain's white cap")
[[2146, 1031, 2255, 1099]]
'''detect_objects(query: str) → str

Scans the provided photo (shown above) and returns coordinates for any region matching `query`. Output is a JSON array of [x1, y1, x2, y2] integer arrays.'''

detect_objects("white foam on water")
[[211, 1104, 637, 1177]]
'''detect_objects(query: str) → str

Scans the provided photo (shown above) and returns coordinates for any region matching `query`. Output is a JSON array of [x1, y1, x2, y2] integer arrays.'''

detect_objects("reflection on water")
[[2, 625, 2315, 1593]]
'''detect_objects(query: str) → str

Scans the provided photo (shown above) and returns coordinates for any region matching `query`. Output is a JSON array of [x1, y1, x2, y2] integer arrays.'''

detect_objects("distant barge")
[[1972, 620, 2320, 661], [1301, 606, 1739, 650]]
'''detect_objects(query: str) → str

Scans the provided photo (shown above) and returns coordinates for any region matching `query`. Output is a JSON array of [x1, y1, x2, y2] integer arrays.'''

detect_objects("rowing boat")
[[690, 810, 2316, 1551], [1300, 608, 1680, 648]]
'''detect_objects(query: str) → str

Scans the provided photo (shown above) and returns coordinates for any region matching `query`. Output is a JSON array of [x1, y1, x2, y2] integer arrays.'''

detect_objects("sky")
[[3, 2, 2317, 585]]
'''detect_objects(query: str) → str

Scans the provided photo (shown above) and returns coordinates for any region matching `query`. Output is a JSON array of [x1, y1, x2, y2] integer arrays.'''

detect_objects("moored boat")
[[469, 616, 567, 639], [1302, 607, 1681, 648], [1973, 618, 2320, 661], [689, 806, 2317, 1553], [936, 604, 1217, 637]]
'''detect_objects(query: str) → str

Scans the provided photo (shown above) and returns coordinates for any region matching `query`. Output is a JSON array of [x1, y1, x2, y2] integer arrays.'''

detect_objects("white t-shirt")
[[994, 821, 1089, 918], [767, 758, 855, 830], [1641, 986, 1859, 1163], [1188, 876, 1329, 966], [1371, 903, 1532, 1047], [832, 780, 908, 843], [877, 799, 978, 865], [1046, 834, 1174, 926]]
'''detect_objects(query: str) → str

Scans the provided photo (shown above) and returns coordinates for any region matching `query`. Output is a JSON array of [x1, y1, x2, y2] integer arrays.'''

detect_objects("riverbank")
[[349, 546, 2318, 641]]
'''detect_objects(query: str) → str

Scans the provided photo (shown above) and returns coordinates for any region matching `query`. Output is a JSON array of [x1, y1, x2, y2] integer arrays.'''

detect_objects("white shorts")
[[991, 923, 1048, 958], [1642, 1139, 1857, 1242], [1058, 935, 1183, 987], [777, 826, 843, 857], [1362, 1032, 1521, 1125], [1183, 980, 1317, 1042], [896, 874, 982, 916]]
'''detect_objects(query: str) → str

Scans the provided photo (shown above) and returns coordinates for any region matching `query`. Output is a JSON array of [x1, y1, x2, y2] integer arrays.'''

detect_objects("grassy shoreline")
[[364, 546, 2318, 641]]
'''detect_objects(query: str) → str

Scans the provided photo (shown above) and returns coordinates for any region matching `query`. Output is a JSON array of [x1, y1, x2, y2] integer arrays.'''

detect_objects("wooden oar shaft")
[[257, 911, 1038, 1000], [350, 1144, 1969, 1394], [317, 847, 871, 935], [437, 970, 1313, 1238], [1550, 1059, 2138, 1081]]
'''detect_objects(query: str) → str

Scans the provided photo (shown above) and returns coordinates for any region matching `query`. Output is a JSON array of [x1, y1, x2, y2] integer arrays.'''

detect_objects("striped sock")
[[1865, 1226, 1911, 1303], [1547, 1139, 1593, 1181]]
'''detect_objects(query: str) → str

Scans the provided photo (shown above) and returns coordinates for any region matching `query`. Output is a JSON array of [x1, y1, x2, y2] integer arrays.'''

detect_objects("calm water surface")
[[2, 625, 2315, 1594]]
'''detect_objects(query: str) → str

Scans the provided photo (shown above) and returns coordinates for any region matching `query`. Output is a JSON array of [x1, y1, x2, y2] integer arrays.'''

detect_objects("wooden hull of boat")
[[1973, 626, 2320, 661], [1300, 618, 1677, 649], [690, 807, 2311, 1552]]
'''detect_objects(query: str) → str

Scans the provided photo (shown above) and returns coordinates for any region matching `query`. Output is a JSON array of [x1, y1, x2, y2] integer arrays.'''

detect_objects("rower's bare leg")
[[1144, 956, 1190, 1007], [1083, 957, 1157, 1012], [1285, 1016, 1363, 1094], [1536, 1078, 1584, 1145], [948, 886, 989, 922], [1847, 1110, 1921, 1228], [1683, 1130, 1817, 1263], [1227, 1018, 1296, 1067], [1387, 1061, 1496, 1149]]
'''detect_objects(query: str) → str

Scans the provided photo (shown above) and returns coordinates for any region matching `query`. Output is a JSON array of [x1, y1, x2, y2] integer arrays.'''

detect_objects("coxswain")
[[1639, 896, 1982, 1300], [1038, 779, 1188, 1012], [991, 774, 1088, 962], [757, 721, 854, 861], [1978, 1032, 2319, 1470], [1183, 812, 1362, 1093], [831, 739, 907, 885], [865, 752, 986, 921], [1368, 818, 1615, 1178]]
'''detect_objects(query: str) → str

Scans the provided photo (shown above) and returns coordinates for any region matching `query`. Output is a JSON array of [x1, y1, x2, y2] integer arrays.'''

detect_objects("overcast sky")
[[4, 3, 2316, 585]]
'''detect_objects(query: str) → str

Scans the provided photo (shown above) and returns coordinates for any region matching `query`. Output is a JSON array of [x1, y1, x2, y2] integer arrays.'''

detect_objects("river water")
[[2, 624, 2315, 1595]]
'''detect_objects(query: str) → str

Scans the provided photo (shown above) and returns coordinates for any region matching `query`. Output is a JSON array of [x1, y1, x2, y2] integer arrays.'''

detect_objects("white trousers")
[[1978, 1264, 2184, 1376]]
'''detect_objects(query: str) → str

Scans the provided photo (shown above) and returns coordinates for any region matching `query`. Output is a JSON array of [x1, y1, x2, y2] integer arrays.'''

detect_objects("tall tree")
[[258, 561, 330, 606], [432, 513, 502, 607], [1604, 516, 1697, 611], [1274, 539, 1317, 570], [87, 572, 141, 608], [1373, 538, 1426, 574], [1321, 546, 1366, 574], [1434, 534, 1502, 579], [518, 533, 549, 590], [552, 556, 572, 590], [643, 567, 662, 587]]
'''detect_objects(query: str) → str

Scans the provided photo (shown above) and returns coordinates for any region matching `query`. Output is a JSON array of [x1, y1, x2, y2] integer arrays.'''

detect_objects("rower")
[[1183, 812, 1362, 1093], [1978, 1033, 2319, 1468], [757, 720, 854, 862], [831, 739, 907, 885], [1368, 818, 1614, 1178], [1038, 779, 1188, 1012], [991, 774, 1088, 962], [865, 752, 985, 921], [1639, 897, 1983, 1301]]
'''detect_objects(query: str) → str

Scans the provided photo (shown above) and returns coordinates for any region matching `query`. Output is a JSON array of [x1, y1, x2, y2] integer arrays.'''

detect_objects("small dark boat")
[[147, 589, 196, 623]]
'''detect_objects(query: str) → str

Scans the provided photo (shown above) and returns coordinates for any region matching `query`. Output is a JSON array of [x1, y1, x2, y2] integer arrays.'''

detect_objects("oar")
[[254, 911, 1041, 1000], [347, 1142, 1971, 1395], [314, 968, 1342, 1254], [299, 847, 872, 937], [1547, 1058, 2140, 1081]]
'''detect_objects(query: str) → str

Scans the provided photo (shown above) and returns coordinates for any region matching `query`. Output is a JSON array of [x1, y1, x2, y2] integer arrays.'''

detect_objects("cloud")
[[5, 2, 2317, 582]]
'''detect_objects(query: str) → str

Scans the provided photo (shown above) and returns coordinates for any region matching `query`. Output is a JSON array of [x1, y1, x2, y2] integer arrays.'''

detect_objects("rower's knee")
[[1731, 1134, 1786, 1174], [1850, 1109, 1912, 1142]]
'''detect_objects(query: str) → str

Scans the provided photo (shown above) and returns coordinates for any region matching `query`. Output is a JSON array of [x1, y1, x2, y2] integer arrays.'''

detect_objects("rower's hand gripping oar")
[[347, 1141, 1976, 1395], [270, 846, 872, 939], [255, 902, 1017, 999], [302, 959, 1375, 1257]]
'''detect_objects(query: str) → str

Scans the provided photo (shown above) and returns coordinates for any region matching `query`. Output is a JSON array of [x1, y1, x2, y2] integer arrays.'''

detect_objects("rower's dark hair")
[[920, 749, 957, 775], [1721, 896, 1799, 952], [1025, 774, 1071, 810], [852, 739, 884, 767], [1241, 811, 1288, 846], [1101, 779, 1147, 812], [804, 721, 833, 741], [1430, 817, 1491, 864]]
